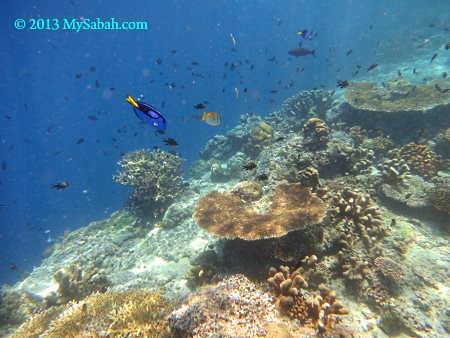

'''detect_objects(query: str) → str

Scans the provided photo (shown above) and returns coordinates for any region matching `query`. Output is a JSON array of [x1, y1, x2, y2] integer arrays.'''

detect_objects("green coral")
[[251, 122, 273, 147], [345, 78, 450, 112], [114, 149, 183, 218], [13, 290, 174, 338]]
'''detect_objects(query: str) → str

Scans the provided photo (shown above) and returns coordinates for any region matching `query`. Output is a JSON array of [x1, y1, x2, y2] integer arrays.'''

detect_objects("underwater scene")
[[0, 1, 449, 337]]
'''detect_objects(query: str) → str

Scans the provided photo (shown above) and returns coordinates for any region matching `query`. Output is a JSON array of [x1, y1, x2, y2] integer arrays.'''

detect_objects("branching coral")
[[377, 158, 411, 184], [250, 121, 273, 147], [14, 290, 174, 338], [193, 183, 326, 240], [389, 142, 444, 179], [282, 89, 336, 120], [302, 117, 330, 149], [114, 149, 183, 217], [344, 78, 450, 112], [426, 177, 450, 213], [331, 190, 385, 248], [268, 266, 348, 334]]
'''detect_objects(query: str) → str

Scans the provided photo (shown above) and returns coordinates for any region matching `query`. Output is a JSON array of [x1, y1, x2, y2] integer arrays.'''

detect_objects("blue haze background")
[[0, 0, 447, 284]]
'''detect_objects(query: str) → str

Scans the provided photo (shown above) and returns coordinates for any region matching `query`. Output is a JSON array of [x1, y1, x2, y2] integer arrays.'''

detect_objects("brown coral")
[[391, 142, 443, 179], [193, 183, 326, 240], [13, 290, 174, 338], [230, 180, 263, 202], [377, 158, 411, 184], [303, 117, 330, 148], [251, 121, 273, 147], [374, 256, 406, 284]]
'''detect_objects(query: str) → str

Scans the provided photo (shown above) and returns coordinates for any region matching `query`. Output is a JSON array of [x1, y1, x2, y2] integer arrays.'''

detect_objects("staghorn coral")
[[377, 158, 411, 184], [250, 121, 273, 147], [114, 149, 183, 217], [282, 89, 336, 120], [344, 78, 450, 112], [374, 256, 406, 285], [331, 189, 385, 248], [302, 117, 330, 149], [13, 290, 174, 338], [45, 265, 109, 306], [193, 183, 326, 240], [390, 142, 444, 179]]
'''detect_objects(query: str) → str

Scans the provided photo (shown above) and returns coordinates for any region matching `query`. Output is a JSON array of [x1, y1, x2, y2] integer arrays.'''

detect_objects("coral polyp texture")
[[374, 256, 406, 285], [282, 89, 336, 120], [193, 183, 326, 240], [13, 290, 175, 338], [389, 142, 444, 179], [250, 121, 273, 147], [344, 78, 450, 112], [114, 149, 183, 216]]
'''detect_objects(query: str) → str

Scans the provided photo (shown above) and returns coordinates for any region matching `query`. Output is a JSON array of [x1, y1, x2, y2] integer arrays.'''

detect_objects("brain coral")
[[193, 183, 326, 240], [344, 79, 450, 112]]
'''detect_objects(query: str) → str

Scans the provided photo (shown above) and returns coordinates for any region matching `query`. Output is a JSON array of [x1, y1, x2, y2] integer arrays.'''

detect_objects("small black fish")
[[256, 173, 269, 181], [367, 63, 378, 72], [1, 161, 7, 170], [95, 79, 99, 88], [243, 162, 257, 170], [0, 204, 6, 209], [163, 137, 178, 147], [430, 53, 438, 64], [270, 89, 278, 93], [75, 73, 82, 79], [89, 66, 96, 72], [155, 130, 165, 136], [443, 72, 448, 79], [337, 80, 349, 88], [171, 49, 177, 54], [52, 181, 69, 190], [194, 103, 206, 110], [4, 115, 11, 120], [192, 61, 199, 66], [346, 49, 353, 56], [76, 138, 85, 144], [397, 70, 402, 77], [9, 263, 18, 270], [445, 42, 450, 50], [390, 218, 396, 226], [413, 68, 417, 75], [156, 58, 162, 65], [87, 115, 98, 120], [418, 128, 427, 137]]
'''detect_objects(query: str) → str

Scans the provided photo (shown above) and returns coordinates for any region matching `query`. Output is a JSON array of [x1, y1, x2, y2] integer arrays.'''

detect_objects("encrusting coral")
[[13, 289, 174, 338], [193, 183, 326, 240], [374, 256, 406, 285], [114, 149, 183, 217]]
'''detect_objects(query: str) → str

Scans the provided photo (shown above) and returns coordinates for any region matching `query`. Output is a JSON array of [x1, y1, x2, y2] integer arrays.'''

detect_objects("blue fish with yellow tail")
[[126, 95, 167, 131]]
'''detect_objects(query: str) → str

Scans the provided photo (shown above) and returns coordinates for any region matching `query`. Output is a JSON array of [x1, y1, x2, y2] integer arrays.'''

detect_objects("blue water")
[[0, 0, 446, 285]]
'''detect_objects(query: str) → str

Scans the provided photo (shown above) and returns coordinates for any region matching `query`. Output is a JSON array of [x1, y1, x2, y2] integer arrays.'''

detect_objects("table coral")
[[193, 183, 326, 240], [344, 79, 450, 112], [282, 89, 336, 120], [114, 149, 183, 217]]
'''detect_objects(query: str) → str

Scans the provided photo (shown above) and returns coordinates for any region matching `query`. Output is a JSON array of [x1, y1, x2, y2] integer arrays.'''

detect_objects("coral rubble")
[[193, 183, 326, 240]]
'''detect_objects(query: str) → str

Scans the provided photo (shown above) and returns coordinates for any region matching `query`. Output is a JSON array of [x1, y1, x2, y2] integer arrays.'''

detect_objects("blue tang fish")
[[126, 95, 167, 131]]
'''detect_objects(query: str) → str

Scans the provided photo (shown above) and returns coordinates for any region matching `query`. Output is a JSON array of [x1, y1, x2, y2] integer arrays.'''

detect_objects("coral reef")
[[349, 126, 366, 147], [372, 135, 394, 154], [230, 180, 263, 202], [282, 89, 336, 120], [302, 117, 330, 149], [193, 183, 326, 240], [13, 290, 174, 338], [341, 257, 369, 284], [114, 149, 183, 217], [331, 189, 385, 248], [45, 265, 109, 306], [344, 78, 450, 112], [426, 177, 450, 214], [250, 121, 273, 148], [168, 274, 277, 337], [389, 142, 444, 179], [377, 158, 411, 184], [374, 256, 406, 285]]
